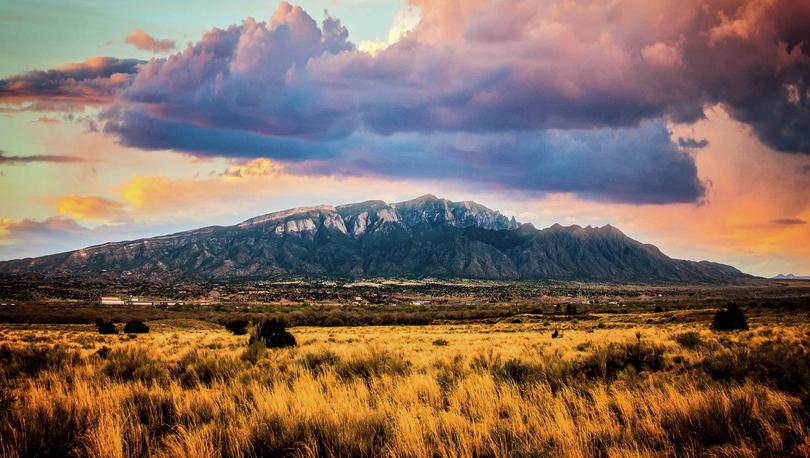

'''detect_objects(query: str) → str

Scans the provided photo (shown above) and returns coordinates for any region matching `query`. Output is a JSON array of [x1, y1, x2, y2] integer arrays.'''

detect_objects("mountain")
[[773, 274, 810, 280], [0, 195, 749, 283]]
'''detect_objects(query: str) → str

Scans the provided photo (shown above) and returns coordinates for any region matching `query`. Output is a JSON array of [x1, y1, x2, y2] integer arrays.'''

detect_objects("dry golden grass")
[[1, 313, 809, 457]]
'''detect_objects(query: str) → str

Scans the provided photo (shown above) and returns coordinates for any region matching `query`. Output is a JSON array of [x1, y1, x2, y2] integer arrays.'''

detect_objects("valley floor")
[[1, 306, 810, 457]]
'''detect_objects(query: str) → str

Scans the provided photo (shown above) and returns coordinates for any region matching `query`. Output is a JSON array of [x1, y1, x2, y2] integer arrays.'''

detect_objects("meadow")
[[1, 302, 809, 457]]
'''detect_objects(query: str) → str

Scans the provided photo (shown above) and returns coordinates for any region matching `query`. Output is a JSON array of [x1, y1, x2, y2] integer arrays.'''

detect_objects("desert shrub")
[[470, 349, 503, 372], [241, 341, 266, 364], [336, 350, 410, 381], [173, 350, 243, 387], [299, 350, 341, 375], [123, 386, 179, 449], [94, 345, 112, 359], [702, 340, 810, 394], [95, 318, 118, 335], [711, 303, 748, 331], [249, 318, 296, 348], [0, 344, 84, 380], [675, 331, 703, 349], [1, 389, 97, 458], [102, 346, 167, 383], [492, 358, 544, 386], [432, 338, 449, 346], [225, 319, 249, 335], [123, 320, 150, 334], [580, 337, 666, 380], [659, 385, 792, 456], [434, 355, 467, 396]]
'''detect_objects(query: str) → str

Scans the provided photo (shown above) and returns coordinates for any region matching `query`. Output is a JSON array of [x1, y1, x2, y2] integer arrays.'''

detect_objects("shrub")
[[675, 331, 703, 349], [95, 318, 118, 335], [432, 338, 449, 346], [102, 346, 167, 383], [336, 351, 410, 381], [249, 318, 296, 348], [580, 337, 666, 380], [299, 350, 341, 375], [241, 341, 265, 364], [225, 319, 249, 335], [492, 358, 544, 386], [711, 303, 748, 331], [174, 350, 243, 387], [701, 340, 810, 394], [123, 320, 150, 334], [0, 344, 84, 380]]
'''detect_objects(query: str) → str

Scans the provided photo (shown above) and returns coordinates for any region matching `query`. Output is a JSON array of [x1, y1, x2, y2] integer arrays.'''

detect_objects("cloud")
[[288, 121, 706, 204], [0, 150, 87, 165], [223, 158, 282, 178], [771, 218, 806, 225], [8, 0, 810, 204], [56, 195, 126, 222], [678, 137, 710, 149], [124, 29, 176, 53], [0, 57, 143, 111]]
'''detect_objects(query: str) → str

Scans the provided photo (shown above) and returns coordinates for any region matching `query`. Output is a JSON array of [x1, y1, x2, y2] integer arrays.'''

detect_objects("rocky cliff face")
[[0, 195, 749, 283]]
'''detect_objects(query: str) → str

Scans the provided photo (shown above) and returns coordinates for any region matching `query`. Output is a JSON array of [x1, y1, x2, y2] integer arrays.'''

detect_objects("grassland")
[[1, 302, 809, 457]]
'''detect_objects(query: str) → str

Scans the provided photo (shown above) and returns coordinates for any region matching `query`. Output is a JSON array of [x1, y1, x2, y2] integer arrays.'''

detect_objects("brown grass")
[[0, 316, 808, 457]]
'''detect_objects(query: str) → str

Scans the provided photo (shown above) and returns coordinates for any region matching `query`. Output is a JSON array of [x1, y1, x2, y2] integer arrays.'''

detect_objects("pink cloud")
[[125, 29, 176, 53]]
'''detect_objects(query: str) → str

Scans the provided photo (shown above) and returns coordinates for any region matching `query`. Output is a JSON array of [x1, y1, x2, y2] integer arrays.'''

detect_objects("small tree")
[[95, 318, 118, 335], [123, 321, 149, 334], [225, 320, 248, 335], [711, 303, 748, 331], [249, 318, 296, 348]]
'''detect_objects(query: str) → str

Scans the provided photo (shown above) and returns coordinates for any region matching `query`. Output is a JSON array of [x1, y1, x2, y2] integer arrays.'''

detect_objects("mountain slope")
[[0, 195, 749, 283]]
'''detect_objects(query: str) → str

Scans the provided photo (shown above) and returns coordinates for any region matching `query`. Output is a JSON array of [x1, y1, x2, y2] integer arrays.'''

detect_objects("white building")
[[100, 296, 126, 305]]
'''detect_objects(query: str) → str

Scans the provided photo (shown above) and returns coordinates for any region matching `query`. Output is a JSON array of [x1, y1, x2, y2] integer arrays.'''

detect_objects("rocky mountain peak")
[[0, 194, 749, 283]]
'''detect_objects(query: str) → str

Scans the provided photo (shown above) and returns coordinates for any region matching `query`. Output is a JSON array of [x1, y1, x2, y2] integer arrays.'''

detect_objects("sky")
[[1, 0, 809, 277]]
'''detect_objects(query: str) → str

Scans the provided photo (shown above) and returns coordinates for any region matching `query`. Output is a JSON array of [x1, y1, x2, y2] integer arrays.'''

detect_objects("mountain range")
[[0, 195, 750, 283], [773, 274, 810, 280]]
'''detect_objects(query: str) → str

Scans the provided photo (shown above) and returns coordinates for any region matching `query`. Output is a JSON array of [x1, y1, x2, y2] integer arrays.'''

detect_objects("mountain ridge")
[[0, 195, 751, 283]]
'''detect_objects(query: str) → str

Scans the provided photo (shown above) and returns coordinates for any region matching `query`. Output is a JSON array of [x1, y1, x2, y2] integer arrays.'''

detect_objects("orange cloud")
[[115, 160, 433, 222], [57, 195, 125, 222], [223, 158, 282, 178], [124, 29, 175, 53]]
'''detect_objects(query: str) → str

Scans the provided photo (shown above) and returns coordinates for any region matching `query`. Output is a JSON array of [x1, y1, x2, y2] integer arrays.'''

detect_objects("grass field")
[[1, 306, 809, 457]]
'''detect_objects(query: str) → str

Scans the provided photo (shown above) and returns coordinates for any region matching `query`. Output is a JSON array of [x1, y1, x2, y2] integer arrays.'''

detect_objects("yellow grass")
[[1, 316, 809, 457]]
